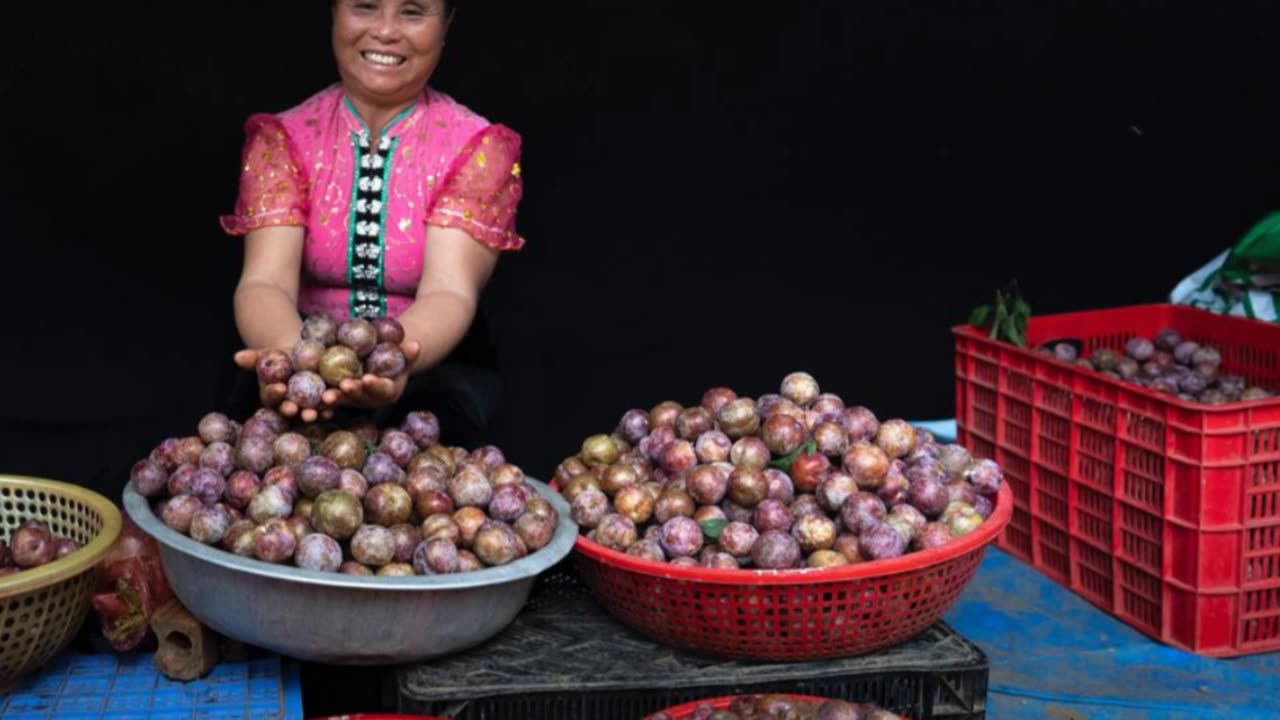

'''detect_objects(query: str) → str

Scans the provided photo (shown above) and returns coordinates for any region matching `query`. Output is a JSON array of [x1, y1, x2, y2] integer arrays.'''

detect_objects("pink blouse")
[[220, 83, 525, 321]]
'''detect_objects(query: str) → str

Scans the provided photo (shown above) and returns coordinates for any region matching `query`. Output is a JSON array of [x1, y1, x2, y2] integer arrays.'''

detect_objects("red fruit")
[[616, 409, 651, 445], [811, 393, 846, 416], [295, 534, 343, 573], [302, 314, 338, 344], [653, 488, 696, 524], [273, 433, 312, 466], [254, 519, 298, 564], [400, 411, 441, 448], [874, 419, 917, 459], [728, 467, 769, 507], [675, 406, 715, 440], [197, 413, 238, 445], [299, 456, 342, 499], [813, 420, 849, 458], [751, 529, 802, 569], [659, 517, 703, 558], [789, 450, 831, 494], [659, 439, 698, 475], [649, 401, 683, 430], [859, 522, 907, 560], [791, 513, 837, 553], [286, 371, 326, 409], [595, 514, 639, 552], [717, 398, 760, 438], [780, 371, 820, 407], [764, 468, 795, 503], [816, 471, 858, 513], [730, 436, 771, 470], [364, 483, 413, 527], [570, 489, 609, 529], [908, 477, 951, 517], [719, 521, 759, 556], [130, 459, 168, 498], [256, 349, 293, 384], [701, 387, 738, 415], [843, 441, 889, 489], [761, 414, 806, 456], [841, 406, 880, 443], [337, 318, 378, 358], [10, 524, 54, 568], [372, 316, 406, 344], [840, 492, 887, 534], [751, 498, 794, 533], [687, 464, 729, 506], [694, 430, 732, 464], [292, 338, 326, 373]]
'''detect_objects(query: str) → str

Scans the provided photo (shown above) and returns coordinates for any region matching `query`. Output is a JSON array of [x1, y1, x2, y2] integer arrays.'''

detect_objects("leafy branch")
[[968, 281, 1031, 348]]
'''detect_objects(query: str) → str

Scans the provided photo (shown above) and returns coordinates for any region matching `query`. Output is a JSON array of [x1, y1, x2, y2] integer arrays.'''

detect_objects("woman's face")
[[333, 0, 450, 109]]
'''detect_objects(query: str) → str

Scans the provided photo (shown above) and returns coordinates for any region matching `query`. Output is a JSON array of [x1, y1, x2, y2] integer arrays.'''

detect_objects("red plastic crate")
[[953, 303, 1280, 657]]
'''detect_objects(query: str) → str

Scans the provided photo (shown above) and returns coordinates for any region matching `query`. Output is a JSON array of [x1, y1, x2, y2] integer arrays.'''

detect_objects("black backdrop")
[[1, 2, 1276, 499]]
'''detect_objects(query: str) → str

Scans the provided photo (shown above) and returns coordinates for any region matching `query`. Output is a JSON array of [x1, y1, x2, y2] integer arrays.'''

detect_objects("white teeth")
[[364, 52, 403, 66]]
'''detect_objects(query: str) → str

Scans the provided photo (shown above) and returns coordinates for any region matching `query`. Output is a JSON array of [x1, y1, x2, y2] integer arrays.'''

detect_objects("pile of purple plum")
[[0, 521, 82, 578], [1040, 327, 1273, 404], [129, 409, 559, 577], [650, 694, 904, 720], [256, 315, 410, 410], [556, 372, 1003, 571]]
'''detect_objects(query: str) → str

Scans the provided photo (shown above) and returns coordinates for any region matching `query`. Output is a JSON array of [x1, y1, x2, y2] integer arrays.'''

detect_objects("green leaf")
[[1013, 297, 1031, 318], [969, 305, 992, 327], [700, 518, 729, 542], [805, 441, 817, 455], [1008, 323, 1026, 348], [769, 446, 803, 471], [990, 303, 1009, 340]]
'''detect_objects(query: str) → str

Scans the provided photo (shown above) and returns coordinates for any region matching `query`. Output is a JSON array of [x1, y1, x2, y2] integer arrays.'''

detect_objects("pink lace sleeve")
[[427, 124, 526, 251], [219, 114, 309, 236]]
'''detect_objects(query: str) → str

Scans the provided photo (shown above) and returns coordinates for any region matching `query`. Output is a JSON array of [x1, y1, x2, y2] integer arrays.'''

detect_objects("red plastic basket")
[[644, 694, 911, 719], [565, 483, 1012, 662], [953, 302, 1280, 657]]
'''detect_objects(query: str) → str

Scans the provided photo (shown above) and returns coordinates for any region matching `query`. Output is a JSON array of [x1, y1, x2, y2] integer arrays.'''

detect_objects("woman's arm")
[[401, 224, 500, 372], [230, 226, 332, 421], [333, 224, 500, 407], [234, 226, 305, 351]]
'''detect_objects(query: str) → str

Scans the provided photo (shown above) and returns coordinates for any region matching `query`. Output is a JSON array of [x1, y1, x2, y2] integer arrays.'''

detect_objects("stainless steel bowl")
[[123, 478, 576, 665]]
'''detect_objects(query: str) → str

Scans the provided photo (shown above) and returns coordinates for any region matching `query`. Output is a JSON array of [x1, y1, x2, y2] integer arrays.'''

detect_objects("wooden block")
[[150, 599, 219, 681]]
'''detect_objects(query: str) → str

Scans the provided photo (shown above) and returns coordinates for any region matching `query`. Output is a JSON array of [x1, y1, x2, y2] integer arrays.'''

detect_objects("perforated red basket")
[[644, 694, 911, 719], [953, 302, 1280, 657], [565, 483, 1011, 662]]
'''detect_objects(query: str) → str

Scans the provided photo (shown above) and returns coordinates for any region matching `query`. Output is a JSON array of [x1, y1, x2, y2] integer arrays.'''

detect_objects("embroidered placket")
[[347, 131, 395, 318]]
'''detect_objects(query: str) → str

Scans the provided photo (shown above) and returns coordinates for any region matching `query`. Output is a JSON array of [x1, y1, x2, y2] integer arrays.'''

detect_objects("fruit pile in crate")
[[646, 694, 907, 720], [953, 302, 1280, 657], [552, 371, 1013, 662]]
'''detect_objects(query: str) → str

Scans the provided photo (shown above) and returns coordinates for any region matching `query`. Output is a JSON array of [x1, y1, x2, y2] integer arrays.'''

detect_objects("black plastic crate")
[[396, 564, 988, 719]]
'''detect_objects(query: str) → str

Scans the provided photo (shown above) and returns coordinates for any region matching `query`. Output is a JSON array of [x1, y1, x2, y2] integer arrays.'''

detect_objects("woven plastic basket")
[[567, 483, 1012, 662], [0, 475, 123, 692]]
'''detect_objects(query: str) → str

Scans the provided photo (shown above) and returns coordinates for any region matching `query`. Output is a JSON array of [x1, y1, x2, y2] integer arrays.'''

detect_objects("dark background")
[[1, 2, 1275, 499]]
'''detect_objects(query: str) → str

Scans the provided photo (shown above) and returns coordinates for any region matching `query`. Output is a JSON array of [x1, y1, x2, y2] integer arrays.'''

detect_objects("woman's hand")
[[233, 348, 337, 424], [327, 340, 423, 410]]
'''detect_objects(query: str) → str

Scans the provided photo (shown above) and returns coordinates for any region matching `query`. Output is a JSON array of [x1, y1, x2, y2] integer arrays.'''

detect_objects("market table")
[[919, 419, 1280, 720]]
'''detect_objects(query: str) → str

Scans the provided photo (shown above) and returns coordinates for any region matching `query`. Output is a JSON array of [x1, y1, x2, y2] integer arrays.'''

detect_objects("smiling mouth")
[[362, 51, 406, 67]]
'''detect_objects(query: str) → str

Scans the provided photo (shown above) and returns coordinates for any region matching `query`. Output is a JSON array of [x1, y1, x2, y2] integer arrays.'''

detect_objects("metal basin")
[[123, 478, 576, 665]]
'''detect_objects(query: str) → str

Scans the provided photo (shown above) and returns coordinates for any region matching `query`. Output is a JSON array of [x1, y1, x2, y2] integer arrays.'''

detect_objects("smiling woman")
[[220, 0, 521, 435]]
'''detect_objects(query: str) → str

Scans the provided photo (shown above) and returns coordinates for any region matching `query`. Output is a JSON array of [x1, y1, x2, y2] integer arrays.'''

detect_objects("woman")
[[221, 0, 524, 434]]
